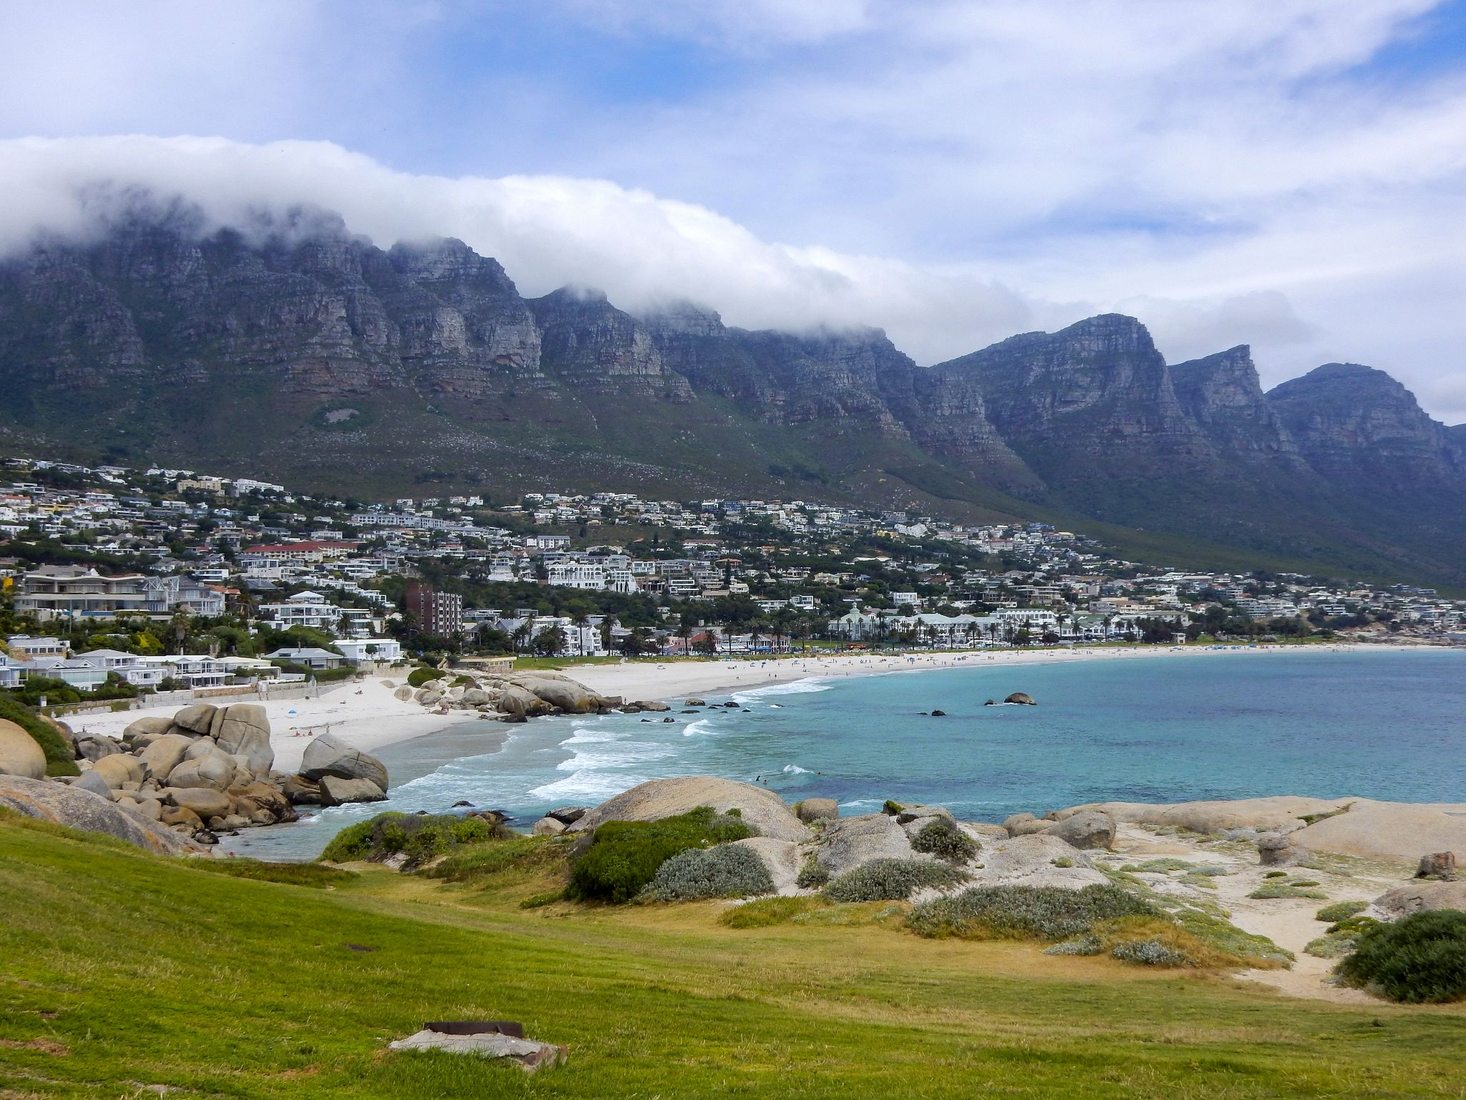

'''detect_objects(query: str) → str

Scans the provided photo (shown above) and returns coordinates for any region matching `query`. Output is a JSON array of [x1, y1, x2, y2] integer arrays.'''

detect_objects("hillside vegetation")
[[2, 813, 1465, 1097]]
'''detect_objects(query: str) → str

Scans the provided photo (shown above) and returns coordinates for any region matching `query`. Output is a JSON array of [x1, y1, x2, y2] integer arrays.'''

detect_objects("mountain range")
[[1, 207, 1463, 587]]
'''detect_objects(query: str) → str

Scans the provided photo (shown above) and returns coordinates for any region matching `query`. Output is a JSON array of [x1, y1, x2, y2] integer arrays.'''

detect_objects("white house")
[[332, 638, 403, 663]]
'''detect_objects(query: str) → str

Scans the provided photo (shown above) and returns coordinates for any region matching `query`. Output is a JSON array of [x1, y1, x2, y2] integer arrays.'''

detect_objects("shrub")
[[795, 855, 830, 890], [911, 818, 979, 864], [319, 812, 502, 869], [1112, 939, 1192, 967], [0, 696, 78, 777], [643, 844, 774, 901], [1044, 935, 1102, 957], [908, 884, 1155, 941], [1305, 933, 1359, 959], [1248, 882, 1326, 900], [1316, 900, 1368, 924], [424, 835, 563, 882], [882, 800, 905, 815], [720, 895, 833, 929], [406, 667, 439, 689], [1335, 911, 1466, 1003], [823, 858, 967, 903], [566, 807, 754, 903]]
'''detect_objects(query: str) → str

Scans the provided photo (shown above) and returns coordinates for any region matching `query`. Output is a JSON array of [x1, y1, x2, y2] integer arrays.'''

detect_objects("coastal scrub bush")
[[908, 884, 1155, 941], [1044, 935, 1102, 957], [823, 858, 967, 902], [406, 667, 439, 688], [566, 807, 754, 903], [320, 812, 504, 869], [1112, 939, 1192, 967], [911, 818, 980, 864], [796, 855, 830, 889], [1248, 882, 1327, 900], [0, 695, 79, 777], [1335, 911, 1466, 1003], [1317, 900, 1368, 923], [425, 835, 565, 883], [643, 844, 774, 901], [882, 800, 905, 815], [1305, 932, 1361, 959]]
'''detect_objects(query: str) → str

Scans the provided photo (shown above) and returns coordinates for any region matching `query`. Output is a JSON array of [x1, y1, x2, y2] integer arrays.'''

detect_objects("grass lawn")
[[2, 814, 1464, 1098]]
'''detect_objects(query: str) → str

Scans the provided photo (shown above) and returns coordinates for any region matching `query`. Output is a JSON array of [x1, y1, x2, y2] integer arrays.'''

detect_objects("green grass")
[[183, 858, 360, 888], [3, 815, 1466, 1097]]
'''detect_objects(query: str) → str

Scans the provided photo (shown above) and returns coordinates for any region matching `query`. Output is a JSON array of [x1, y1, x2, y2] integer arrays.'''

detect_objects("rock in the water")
[[930, 709, 947, 717], [513, 676, 602, 714], [138, 733, 194, 780], [1042, 810, 1116, 850], [1416, 851, 1458, 881], [0, 775, 200, 854], [796, 797, 839, 824], [171, 703, 219, 736], [1004, 692, 1036, 705], [532, 816, 567, 836], [0, 719, 47, 779], [165, 786, 233, 820], [388, 1029, 566, 1071], [546, 806, 588, 825], [813, 813, 915, 877], [89, 753, 145, 789], [685, 698, 706, 707], [568, 776, 809, 842], [214, 704, 273, 774], [1371, 879, 1466, 920], [1257, 833, 1305, 867], [319, 775, 387, 806], [282, 774, 322, 805], [299, 733, 389, 791], [497, 684, 547, 718]]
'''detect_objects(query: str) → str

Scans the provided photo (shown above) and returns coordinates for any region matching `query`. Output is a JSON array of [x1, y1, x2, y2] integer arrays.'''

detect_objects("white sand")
[[70, 676, 481, 774], [568, 642, 1380, 704]]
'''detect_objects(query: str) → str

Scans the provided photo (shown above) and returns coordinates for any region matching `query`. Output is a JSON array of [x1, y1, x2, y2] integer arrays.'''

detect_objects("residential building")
[[404, 581, 464, 637]]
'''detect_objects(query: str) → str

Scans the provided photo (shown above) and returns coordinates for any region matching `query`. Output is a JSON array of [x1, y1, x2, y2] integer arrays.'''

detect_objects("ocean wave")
[[555, 743, 675, 773], [782, 763, 812, 774], [682, 718, 719, 737], [838, 798, 882, 810], [732, 678, 832, 702], [560, 727, 626, 745], [528, 769, 654, 802]]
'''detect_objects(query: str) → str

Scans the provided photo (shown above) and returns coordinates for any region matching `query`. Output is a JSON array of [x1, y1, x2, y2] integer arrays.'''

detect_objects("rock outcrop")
[[568, 776, 809, 843], [0, 775, 202, 855], [0, 718, 47, 779]]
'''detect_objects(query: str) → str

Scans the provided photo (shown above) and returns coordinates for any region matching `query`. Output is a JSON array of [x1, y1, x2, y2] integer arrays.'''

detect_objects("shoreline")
[[73, 642, 1449, 781], [567, 640, 1437, 708]]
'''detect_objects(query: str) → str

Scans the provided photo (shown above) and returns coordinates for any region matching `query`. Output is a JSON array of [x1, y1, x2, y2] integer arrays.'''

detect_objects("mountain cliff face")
[[1266, 364, 1465, 490], [1170, 346, 1303, 463], [1, 211, 1464, 586], [930, 315, 1213, 489]]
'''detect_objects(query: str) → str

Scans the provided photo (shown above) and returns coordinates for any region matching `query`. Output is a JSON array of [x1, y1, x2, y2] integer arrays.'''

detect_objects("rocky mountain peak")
[[1171, 345, 1301, 462], [637, 301, 726, 338]]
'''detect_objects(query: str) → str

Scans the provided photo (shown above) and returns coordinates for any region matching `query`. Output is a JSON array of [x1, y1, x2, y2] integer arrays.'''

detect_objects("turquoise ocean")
[[223, 648, 1466, 861]]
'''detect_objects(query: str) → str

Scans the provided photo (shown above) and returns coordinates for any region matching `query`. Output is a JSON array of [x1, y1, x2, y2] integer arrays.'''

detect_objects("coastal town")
[[1, 453, 1461, 700]]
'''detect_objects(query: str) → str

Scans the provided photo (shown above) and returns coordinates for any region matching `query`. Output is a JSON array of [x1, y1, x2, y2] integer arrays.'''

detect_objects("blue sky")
[[1, 0, 1465, 421]]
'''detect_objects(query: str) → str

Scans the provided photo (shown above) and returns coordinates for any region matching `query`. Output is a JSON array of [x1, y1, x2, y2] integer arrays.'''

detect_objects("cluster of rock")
[[1, 703, 391, 846], [398, 668, 665, 722], [542, 776, 1120, 899]]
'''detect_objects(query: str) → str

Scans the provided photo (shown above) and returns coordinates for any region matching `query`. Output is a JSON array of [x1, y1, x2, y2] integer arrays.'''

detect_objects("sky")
[[1, 0, 1464, 422]]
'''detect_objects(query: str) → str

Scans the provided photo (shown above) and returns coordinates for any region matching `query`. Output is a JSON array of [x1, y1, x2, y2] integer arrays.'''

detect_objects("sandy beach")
[[567, 642, 1385, 706], [73, 676, 484, 775]]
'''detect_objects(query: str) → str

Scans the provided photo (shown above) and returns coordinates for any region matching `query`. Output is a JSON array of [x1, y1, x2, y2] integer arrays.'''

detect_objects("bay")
[[222, 648, 1466, 861]]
